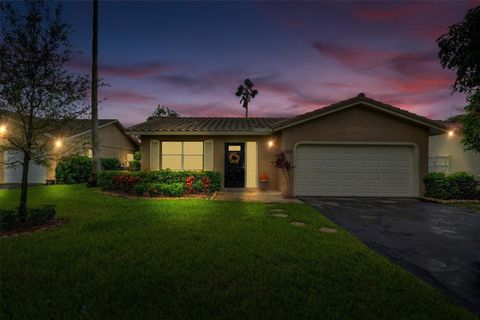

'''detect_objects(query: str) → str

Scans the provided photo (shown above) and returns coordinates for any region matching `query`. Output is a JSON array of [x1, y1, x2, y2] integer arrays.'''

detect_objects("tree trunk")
[[19, 152, 31, 222], [245, 105, 248, 118], [90, 0, 101, 185]]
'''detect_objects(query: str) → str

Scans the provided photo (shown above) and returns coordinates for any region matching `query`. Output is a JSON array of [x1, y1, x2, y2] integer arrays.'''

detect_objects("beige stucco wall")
[[140, 134, 282, 190], [280, 104, 431, 196], [46, 123, 137, 180], [429, 134, 480, 176]]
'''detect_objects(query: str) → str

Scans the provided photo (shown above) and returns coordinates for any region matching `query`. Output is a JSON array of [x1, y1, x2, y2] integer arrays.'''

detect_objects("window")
[[162, 141, 203, 170]]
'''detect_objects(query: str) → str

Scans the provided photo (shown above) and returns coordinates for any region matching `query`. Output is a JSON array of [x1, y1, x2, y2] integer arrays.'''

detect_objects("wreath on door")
[[228, 152, 241, 165]]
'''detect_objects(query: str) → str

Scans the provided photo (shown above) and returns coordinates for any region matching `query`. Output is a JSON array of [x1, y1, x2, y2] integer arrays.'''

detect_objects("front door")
[[225, 143, 245, 188]]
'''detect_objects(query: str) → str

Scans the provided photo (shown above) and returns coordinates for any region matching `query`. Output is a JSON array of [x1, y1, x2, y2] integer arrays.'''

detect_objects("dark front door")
[[225, 143, 245, 188]]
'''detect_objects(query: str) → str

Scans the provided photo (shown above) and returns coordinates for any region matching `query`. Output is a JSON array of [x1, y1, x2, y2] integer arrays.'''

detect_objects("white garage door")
[[294, 145, 415, 197], [3, 151, 46, 184]]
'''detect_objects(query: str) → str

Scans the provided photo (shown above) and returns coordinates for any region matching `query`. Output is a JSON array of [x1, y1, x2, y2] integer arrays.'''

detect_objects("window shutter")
[[203, 140, 214, 171]]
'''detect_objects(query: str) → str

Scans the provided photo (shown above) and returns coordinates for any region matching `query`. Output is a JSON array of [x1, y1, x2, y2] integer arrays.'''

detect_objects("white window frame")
[[162, 141, 204, 170]]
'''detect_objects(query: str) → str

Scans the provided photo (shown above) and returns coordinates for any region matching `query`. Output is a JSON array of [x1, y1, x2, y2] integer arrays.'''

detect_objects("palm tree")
[[235, 79, 258, 118], [90, 0, 101, 185]]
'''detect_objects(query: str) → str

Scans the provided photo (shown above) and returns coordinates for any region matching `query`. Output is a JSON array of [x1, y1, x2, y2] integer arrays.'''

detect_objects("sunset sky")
[[55, 1, 479, 126]]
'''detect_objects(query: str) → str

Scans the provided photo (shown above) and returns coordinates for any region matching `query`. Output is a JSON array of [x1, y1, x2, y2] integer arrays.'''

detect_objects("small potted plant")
[[259, 172, 269, 191]]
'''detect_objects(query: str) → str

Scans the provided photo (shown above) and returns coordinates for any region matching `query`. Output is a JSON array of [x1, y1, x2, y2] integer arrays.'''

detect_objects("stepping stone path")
[[272, 213, 288, 218], [319, 227, 338, 233], [290, 221, 306, 227]]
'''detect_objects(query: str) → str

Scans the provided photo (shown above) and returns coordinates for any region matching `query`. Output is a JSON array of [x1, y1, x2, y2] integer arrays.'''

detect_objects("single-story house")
[[429, 132, 480, 177], [127, 93, 447, 197], [0, 119, 137, 184]]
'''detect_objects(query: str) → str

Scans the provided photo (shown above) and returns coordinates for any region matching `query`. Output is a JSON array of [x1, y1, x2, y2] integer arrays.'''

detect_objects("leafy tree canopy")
[[147, 105, 180, 120], [438, 6, 480, 96]]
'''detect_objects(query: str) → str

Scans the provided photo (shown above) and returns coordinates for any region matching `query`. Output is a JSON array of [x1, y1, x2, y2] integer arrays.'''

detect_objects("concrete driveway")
[[301, 197, 480, 313]]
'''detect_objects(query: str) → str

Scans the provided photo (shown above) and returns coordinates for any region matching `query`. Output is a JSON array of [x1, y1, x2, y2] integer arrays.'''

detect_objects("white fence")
[[428, 155, 451, 173]]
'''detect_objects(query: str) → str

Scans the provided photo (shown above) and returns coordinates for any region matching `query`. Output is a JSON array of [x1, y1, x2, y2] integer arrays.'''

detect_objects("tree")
[[437, 5, 480, 152], [147, 105, 180, 120], [0, 1, 89, 220], [461, 92, 480, 152], [89, 0, 101, 185], [235, 79, 258, 118]]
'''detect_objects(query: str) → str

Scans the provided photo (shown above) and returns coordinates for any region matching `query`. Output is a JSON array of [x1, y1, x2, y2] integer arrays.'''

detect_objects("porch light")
[[55, 139, 63, 148], [0, 124, 6, 135], [268, 140, 274, 148], [448, 130, 454, 137]]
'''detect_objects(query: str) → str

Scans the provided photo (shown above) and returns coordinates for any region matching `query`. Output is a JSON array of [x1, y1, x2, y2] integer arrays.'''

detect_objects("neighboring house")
[[0, 119, 137, 184], [429, 133, 480, 177], [127, 93, 447, 197]]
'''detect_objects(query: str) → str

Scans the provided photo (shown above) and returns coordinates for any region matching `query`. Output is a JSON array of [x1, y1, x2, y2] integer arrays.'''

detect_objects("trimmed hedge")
[[55, 156, 91, 184], [424, 172, 480, 200], [0, 205, 56, 231], [98, 170, 221, 197], [101, 158, 122, 171], [56, 156, 124, 184]]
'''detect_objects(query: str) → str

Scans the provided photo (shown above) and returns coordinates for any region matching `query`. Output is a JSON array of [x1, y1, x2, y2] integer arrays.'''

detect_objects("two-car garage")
[[275, 94, 447, 198], [294, 144, 416, 197]]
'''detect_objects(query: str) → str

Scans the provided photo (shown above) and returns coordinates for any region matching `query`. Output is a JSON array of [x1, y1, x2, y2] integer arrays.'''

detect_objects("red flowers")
[[112, 175, 139, 192], [185, 176, 196, 194], [201, 176, 211, 194]]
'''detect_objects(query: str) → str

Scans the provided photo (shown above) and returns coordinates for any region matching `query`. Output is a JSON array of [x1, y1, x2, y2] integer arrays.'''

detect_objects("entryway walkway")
[[216, 190, 300, 203]]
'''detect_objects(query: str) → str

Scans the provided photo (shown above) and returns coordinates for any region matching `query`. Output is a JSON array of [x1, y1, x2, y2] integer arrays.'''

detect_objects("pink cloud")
[[312, 42, 395, 68]]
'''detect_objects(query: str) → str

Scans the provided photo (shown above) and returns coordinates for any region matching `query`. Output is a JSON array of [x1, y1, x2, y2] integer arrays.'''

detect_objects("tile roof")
[[127, 117, 287, 133]]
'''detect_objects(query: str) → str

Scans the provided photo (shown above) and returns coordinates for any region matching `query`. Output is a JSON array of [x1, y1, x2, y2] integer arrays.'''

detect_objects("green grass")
[[0, 185, 476, 319]]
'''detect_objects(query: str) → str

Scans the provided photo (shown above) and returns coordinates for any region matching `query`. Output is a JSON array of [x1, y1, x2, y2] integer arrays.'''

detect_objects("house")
[[429, 131, 480, 177], [127, 93, 447, 197], [0, 119, 137, 184]]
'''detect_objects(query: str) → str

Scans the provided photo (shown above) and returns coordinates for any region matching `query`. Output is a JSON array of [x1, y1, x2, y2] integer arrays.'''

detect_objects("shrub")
[[0, 209, 16, 231], [132, 183, 148, 196], [26, 205, 56, 225], [423, 172, 448, 199], [149, 182, 185, 197], [446, 172, 479, 199], [98, 170, 221, 197], [101, 157, 122, 170], [129, 151, 141, 171], [424, 172, 480, 200], [56, 156, 91, 184]]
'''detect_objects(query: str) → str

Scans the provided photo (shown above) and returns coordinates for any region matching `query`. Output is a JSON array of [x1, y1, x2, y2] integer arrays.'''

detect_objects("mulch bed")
[[100, 190, 218, 200], [0, 218, 67, 238]]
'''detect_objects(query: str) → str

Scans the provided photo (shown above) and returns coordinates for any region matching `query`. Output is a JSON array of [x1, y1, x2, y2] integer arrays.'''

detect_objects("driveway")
[[301, 197, 480, 313]]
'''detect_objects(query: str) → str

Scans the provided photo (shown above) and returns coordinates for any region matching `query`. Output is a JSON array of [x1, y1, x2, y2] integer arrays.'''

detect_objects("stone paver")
[[216, 190, 301, 203], [272, 213, 288, 218], [319, 227, 338, 233], [269, 209, 285, 212], [290, 221, 306, 227]]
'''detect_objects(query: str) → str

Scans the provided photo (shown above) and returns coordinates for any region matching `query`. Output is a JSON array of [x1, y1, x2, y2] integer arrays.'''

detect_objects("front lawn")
[[0, 185, 475, 319]]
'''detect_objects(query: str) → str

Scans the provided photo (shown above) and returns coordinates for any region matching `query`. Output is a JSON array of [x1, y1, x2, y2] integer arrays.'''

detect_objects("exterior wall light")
[[0, 124, 6, 135], [55, 139, 63, 148], [448, 130, 454, 137], [268, 140, 274, 148]]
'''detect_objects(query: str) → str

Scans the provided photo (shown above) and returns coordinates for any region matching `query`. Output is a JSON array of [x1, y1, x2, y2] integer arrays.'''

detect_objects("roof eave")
[[126, 130, 274, 136]]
